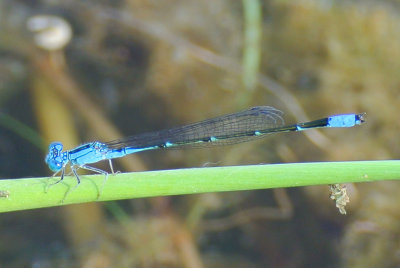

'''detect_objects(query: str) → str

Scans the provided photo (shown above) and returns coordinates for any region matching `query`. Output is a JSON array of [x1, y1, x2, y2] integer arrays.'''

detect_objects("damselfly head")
[[45, 142, 64, 172]]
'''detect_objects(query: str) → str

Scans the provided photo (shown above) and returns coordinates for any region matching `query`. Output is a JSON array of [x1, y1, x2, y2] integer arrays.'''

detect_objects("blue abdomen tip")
[[328, 114, 356, 127]]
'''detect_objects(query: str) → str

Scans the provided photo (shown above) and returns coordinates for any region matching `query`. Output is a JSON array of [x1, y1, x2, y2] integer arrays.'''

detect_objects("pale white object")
[[27, 15, 72, 51]]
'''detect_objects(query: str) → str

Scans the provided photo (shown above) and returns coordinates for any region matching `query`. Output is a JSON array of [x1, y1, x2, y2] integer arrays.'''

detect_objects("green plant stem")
[[0, 160, 399, 213], [242, 0, 262, 91]]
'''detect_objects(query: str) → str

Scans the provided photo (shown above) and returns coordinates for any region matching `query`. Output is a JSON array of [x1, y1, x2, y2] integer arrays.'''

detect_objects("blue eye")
[[47, 159, 63, 172]]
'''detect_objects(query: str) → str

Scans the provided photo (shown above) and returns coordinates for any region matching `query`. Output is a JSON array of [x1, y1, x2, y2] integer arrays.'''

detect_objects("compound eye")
[[47, 159, 63, 172], [48, 142, 63, 153]]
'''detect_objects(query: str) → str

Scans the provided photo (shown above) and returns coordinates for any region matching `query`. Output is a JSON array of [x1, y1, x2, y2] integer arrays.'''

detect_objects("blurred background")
[[0, 0, 399, 267]]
